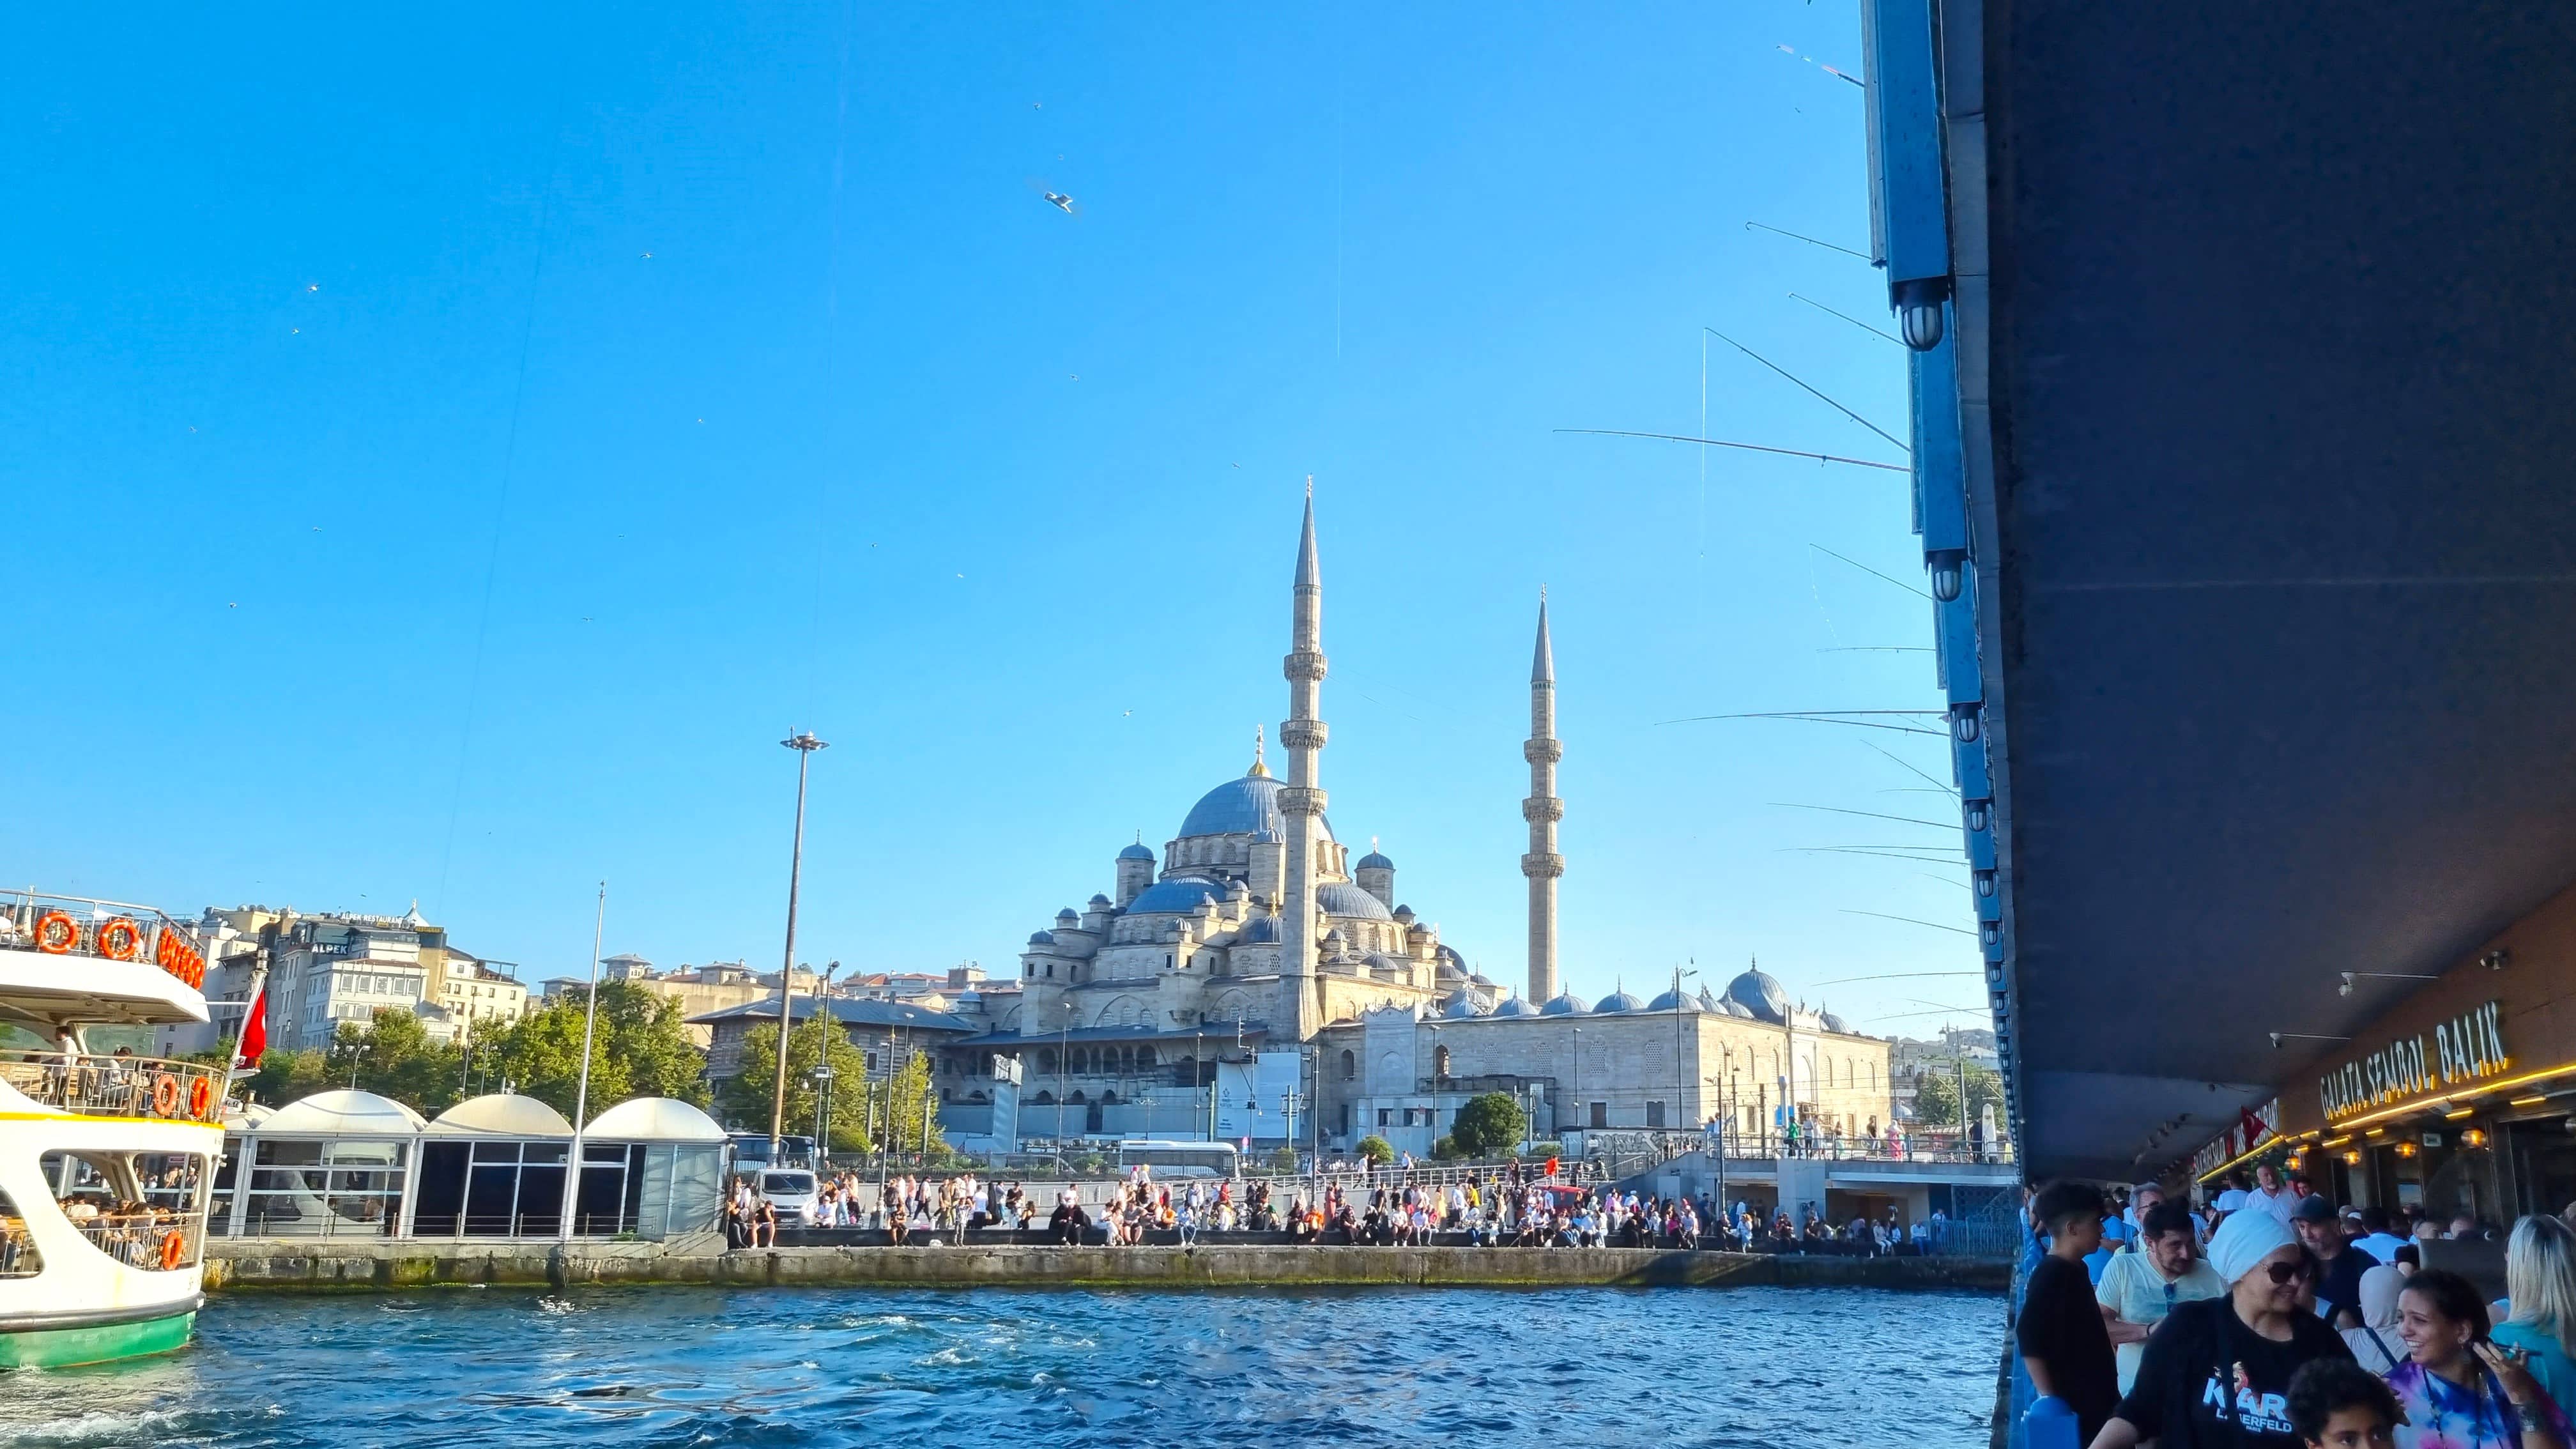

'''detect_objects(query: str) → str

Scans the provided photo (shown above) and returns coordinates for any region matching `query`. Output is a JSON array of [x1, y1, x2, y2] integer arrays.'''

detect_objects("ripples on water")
[[0, 1284, 2000, 1448]]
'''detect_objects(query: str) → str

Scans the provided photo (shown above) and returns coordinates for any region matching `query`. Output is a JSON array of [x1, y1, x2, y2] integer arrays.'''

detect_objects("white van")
[[756, 1167, 820, 1224]]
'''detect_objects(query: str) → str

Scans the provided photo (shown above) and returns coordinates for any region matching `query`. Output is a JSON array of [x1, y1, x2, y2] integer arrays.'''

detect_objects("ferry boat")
[[0, 892, 226, 1367]]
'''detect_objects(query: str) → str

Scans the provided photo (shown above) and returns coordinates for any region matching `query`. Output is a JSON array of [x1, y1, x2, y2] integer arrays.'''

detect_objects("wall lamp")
[[1928, 551, 1966, 602], [2339, 970, 2443, 997], [2271, 1032, 2353, 1049], [1894, 278, 1948, 350]]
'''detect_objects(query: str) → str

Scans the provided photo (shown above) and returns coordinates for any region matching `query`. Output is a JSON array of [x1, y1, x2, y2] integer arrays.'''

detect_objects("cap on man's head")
[[2291, 1194, 2337, 1223]]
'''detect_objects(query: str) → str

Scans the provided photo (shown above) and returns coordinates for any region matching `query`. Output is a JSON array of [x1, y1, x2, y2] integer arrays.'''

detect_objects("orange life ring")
[[33, 911, 77, 954], [187, 1075, 215, 1120], [151, 1073, 180, 1117], [158, 1229, 185, 1271], [97, 917, 141, 961]]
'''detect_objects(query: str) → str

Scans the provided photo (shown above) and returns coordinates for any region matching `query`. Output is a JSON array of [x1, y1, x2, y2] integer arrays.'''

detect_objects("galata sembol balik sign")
[[2321, 1000, 2509, 1123]]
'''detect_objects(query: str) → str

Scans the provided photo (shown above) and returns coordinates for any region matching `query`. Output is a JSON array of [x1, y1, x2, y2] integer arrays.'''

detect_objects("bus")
[[1116, 1139, 1239, 1179], [726, 1133, 816, 1172]]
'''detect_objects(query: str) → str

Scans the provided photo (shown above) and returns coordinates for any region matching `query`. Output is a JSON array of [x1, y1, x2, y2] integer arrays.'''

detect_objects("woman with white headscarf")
[[2086, 1208, 2356, 1448]]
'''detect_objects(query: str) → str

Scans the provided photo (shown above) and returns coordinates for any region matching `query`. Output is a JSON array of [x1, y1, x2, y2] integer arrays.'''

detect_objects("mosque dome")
[[1470, 972, 1496, 987], [1820, 1011, 1851, 1034], [1178, 771, 1337, 842], [1124, 875, 1232, 915], [1490, 997, 1542, 1018], [1647, 988, 1703, 1013], [1055, 907, 1078, 923], [1317, 882, 1393, 921], [1355, 848, 1393, 871], [1435, 955, 1469, 983], [1027, 930, 1056, 946], [1441, 995, 1487, 1019], [1721, 997, 1756, 1019], [1540, 992, 1591, 1016], [1119, 842, 1156, 861], [1363, 951, 1400, 973], [1242, 913, 1283, 944], [1089, 893, 1112, 907], [1593, 990, 1645, 1014], [1724, 966, 1791, 1025]]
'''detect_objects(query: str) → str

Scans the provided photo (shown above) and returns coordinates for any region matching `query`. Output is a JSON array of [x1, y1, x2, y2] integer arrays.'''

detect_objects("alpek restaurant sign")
[[2321, 1000, 2510, 1123]]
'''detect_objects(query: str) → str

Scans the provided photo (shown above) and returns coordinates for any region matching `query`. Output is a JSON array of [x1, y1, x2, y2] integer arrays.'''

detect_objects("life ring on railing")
[[151, 1073, 180, 1117], [34, 911, 77, 954], [158, 1229, 185, 1271], [97, 917, 141, 961], [188, 1075, 215, 1120]]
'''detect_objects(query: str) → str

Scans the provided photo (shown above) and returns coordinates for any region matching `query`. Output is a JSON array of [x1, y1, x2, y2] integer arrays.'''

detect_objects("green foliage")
[[241, 1046, 333, 1108], [484, 984, 709, 1123], [714, 1015, 878, 1149], [1431, 1135, 1459, 1160], [1910, 1062, 2004, 1128], [334, 1009, 466, 1115], [1528, 1141, 1563, 1160], [1268, 1146, 1300, 1172], [1356, 1134, 1394, 1164], [1448, 1091, 1528, 1160]]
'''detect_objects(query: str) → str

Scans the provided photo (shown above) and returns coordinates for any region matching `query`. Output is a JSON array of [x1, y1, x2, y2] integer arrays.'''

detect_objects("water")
[[0, 1285, 2001, 1448]]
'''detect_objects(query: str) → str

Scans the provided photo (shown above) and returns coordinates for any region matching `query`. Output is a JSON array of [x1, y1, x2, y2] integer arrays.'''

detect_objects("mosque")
[[947, 491, 1895, 1158]]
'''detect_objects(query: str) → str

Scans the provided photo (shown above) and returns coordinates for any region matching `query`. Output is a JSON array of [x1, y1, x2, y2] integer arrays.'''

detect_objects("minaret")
[[1522, 591, 1564, 1003], [1277, 482, 1330, 1040]]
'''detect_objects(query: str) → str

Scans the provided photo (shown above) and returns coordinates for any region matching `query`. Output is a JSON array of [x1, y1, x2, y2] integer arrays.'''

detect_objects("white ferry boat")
[[0, 892, 226, 1367]]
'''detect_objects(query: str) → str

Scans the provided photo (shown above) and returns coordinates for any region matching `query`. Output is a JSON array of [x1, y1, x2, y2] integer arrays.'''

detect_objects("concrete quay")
[[203, 1239, 2008, 1294]]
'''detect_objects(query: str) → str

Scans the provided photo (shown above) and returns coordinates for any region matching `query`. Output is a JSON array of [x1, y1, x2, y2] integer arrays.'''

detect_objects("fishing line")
[[438, 95, 565, 919]]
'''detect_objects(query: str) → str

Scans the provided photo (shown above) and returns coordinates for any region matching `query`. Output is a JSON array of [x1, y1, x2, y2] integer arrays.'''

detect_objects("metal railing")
[[0, 1051, 226, 1122], [64, 1208, 205, 1271], [0, 891, 208, 989]]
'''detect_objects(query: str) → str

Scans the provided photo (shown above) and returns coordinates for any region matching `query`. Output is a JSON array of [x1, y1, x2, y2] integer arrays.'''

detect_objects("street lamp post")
[[812, 1064, 835, 1162], [770, 730, 828, 1159], [1670, 962, 1698, 1143]]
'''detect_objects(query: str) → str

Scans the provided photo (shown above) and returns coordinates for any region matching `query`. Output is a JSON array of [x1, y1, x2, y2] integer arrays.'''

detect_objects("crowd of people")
[[721, 1156, 1960, 1255], [2014, 1164, 2576, 1448]]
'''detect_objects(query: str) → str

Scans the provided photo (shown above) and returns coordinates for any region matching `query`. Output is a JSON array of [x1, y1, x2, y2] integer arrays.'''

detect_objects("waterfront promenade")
[[203, 1238, 2008, 1292]]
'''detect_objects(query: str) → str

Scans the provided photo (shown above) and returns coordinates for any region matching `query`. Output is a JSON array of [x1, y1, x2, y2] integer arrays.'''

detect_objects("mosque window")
[[1647, 1101, 1667, 1128], [1134, 1046, 1155, 1069], [1340, 1050, 1356, 1081]]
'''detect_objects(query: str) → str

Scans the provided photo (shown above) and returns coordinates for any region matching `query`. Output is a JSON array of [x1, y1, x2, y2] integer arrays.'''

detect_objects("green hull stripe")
[[0, 1309, 195, 1368]]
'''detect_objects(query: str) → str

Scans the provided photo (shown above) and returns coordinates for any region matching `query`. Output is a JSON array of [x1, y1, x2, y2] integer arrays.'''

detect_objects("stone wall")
[[203, 1240, 2007, 1294]]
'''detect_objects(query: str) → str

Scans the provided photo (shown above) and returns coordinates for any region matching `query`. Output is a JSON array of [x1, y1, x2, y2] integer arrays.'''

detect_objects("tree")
[[240, 1046, 333, 1108], [484, 983, 709, 1123], [334, 1008, 466, 1115], [714, 1015, 877, 1150], [1449, 1092, 1528, 1160], [1356, 1134, 1394, 1165], [1910, 1062, 2004, 1129]]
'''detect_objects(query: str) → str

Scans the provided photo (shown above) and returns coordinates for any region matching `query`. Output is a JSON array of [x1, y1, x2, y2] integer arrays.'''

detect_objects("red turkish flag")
[[234, 981, 268, 1069]]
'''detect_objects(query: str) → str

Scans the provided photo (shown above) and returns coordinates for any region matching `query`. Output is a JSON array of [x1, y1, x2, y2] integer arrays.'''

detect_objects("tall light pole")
[[770, 730, 828, 1158], [1671, 962, 1698, 1141]]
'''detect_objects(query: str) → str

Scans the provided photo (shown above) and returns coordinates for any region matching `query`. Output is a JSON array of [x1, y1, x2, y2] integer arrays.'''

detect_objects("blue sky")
[[0, 4, 1972, 1034]]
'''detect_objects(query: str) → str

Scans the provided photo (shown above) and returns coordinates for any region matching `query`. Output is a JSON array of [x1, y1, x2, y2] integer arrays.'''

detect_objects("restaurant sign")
[[2321, 1000, 2510, 1123]]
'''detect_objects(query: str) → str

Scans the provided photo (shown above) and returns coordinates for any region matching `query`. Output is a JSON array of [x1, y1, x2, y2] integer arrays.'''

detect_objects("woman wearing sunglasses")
[[2089, 1209, 2357, 1447], [2385, 1268, 2572, 1449]]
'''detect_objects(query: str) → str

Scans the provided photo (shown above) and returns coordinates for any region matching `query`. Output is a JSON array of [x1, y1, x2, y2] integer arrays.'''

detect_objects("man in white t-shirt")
[[2349, 1204, 2410, 1265], [2096, 1200, 2226, 1394], [2243, 1163, 2299, 1226]]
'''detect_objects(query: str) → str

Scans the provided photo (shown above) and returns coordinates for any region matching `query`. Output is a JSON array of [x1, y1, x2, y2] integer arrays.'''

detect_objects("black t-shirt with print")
[[2116, 1294, 2355, 1448]]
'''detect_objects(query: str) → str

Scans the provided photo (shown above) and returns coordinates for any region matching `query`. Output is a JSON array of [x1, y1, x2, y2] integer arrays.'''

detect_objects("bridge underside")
[[1957, 0, 2576, 1180]]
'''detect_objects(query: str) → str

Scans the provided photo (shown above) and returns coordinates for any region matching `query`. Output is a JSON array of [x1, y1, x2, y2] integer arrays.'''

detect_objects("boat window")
[[40, 1149, 201, 1270], [0, 1188, 41, 1277]]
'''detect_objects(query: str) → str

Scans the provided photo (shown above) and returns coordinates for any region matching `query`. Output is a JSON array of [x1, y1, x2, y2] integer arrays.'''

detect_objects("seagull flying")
[[1044, 191, 1076, 213]]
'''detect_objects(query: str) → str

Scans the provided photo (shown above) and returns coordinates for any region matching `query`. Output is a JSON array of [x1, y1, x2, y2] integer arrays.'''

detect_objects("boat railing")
[[0, 890, 210, 990], [59, 1206, 205, 1271], [0, 1050, 227, 1123]]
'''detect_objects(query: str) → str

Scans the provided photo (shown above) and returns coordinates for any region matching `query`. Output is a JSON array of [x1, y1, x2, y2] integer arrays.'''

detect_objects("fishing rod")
[[1790, 292, 1900, 345], [1811, 543, 1931, 600], [1706, 327, 1908, 453], [1552, 427, 1905, 473], [1769, 802, 1957, 831], [1744, 220, 1871, 261]]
